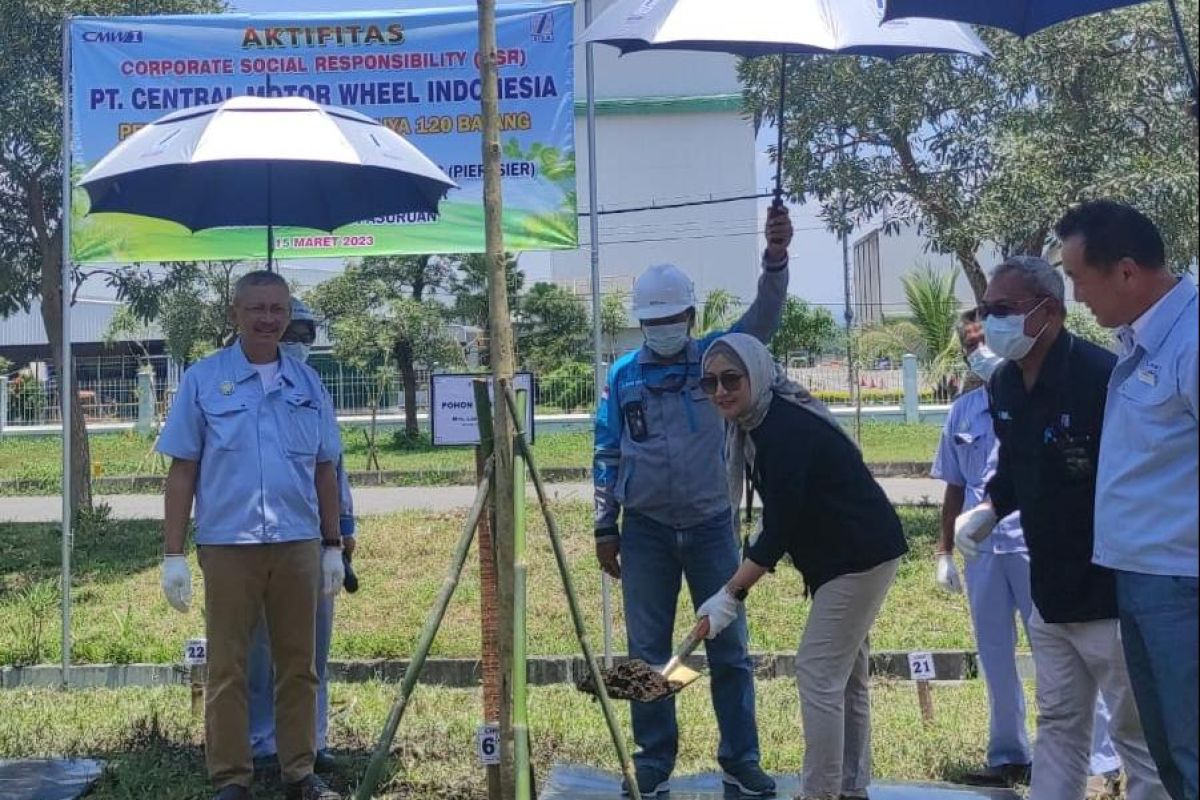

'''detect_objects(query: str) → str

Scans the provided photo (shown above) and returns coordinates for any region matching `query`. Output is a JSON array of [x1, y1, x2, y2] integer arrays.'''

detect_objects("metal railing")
[[0, 354, 964, 430]]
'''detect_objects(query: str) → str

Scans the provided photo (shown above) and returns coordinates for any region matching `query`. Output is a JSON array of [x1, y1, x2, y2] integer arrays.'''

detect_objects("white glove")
[[697, 588, 741, 639], [954, 505, 998, 560], [321, 547, 345, 597], [161, 555, 192, 613], [935, 553, 963, 594]]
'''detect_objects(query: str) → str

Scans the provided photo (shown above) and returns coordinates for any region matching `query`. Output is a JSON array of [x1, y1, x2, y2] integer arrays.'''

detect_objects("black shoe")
[[314, 749, 337, 774], [960, 762, 1031, 787], [213, 785, 251, 800], [620, 765, 671, 796], [721, 761, 777, 797], [285, 773, 341, 800]]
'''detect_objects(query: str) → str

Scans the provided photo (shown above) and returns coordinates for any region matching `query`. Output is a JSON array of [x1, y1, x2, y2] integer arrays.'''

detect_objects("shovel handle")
[[659, 617, 711, 679]]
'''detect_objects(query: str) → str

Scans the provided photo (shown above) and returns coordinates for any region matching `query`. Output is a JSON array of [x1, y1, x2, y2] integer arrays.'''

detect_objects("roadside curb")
[[1, 649, 1023, 690], [0, 462, 931, 496]]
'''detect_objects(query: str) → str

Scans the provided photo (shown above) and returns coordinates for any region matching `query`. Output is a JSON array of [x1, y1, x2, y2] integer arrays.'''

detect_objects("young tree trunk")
[[477, 2, 517, 797], [957, 250, 989, 307], [39, 241, 92, 513], [396, 343, 419, 438]]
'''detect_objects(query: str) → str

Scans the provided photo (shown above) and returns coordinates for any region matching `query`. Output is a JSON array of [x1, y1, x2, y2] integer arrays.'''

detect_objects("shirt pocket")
[[198, 395, 251, 452], [952, 429, 989, 484], [1117, 371, 1177, 448], [284, 394, 322, 457]]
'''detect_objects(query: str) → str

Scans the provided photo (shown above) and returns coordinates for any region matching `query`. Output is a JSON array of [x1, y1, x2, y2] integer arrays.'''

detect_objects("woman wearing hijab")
[[695, 332, 908, 800]]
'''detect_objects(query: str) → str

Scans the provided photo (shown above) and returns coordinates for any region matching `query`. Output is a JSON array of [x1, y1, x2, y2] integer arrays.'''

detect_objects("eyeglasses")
[[699, 371, 745, 395], [281, 321, 316, 345], [977, 296, 1048, 319]]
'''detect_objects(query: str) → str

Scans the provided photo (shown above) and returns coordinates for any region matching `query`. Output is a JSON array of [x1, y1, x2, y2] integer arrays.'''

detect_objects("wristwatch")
[[728, 585, 749, 601], [321, 537, 343, 549]]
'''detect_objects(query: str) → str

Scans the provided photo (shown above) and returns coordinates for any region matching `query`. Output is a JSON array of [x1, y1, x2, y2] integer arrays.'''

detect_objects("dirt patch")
[[575, 660, 681, 702]]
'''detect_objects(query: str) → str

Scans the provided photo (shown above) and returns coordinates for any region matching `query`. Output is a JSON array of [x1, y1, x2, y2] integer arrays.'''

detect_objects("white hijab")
[[703, 333, 854, 527]]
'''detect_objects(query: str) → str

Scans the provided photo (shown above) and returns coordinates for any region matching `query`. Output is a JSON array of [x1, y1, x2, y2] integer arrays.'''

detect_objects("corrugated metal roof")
[[0, 300, 164, 346]]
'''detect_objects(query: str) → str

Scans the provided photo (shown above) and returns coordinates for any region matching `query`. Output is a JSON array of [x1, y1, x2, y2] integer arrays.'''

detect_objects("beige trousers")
[[796, 557, 900, 799], [199, 540, 321, 788]]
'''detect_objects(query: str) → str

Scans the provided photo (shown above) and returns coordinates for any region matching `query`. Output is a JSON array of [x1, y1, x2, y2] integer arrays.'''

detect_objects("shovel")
[[658, 616, 709, 690]]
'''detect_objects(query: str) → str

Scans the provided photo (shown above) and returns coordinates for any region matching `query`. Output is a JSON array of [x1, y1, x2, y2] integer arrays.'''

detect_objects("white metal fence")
[[1, 353, 966, 431]]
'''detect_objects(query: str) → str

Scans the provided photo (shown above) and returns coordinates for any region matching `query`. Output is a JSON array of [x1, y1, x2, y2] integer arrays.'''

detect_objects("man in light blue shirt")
[[1059, 200, 1198, 800], [932, 310, 1120, 791], [247, 298, 356, 775], [158, 271, 345, 800]]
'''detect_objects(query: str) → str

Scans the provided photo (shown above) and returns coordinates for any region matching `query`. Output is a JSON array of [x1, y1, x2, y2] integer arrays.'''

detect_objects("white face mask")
[[642, 321, 690, 357], [966, 344, 1004, 380], [983, 299, 1048, 361], [280, 342, 311, 363]]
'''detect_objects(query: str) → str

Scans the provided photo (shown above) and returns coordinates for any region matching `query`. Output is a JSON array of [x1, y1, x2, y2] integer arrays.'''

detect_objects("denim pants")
[[1116, 570, 1199, 800], [247, 590, 335, 757], [619, 510, 759, 775]]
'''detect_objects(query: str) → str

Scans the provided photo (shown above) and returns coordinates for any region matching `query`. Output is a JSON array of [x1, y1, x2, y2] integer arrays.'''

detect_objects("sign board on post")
[[67, 4, 576, 263], [431, 373, 535, 446], [908, 651, 937, 724], [476, 723, 500, 766]]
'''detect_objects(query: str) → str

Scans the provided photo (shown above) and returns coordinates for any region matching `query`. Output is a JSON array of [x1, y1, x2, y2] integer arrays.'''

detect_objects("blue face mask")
[[280, 342, 311, 363], [967, 344, 1004, 380], [983, 298, 1049, 361], [642, 321, 690, 357]]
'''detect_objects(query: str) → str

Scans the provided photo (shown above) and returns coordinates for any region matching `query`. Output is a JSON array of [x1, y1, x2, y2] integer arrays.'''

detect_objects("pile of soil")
[[575, 660, 682, 702]]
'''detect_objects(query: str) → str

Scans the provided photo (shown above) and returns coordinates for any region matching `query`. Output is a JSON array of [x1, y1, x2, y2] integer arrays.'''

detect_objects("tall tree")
[[770, 296, 839, 362], [446, 251, 523, 366], [740, 3, 1198, 304], [599, 292, 629, 362], [307, 256, 462, 436], [517, 282, 588, 374], [0, 0, 222, 511]]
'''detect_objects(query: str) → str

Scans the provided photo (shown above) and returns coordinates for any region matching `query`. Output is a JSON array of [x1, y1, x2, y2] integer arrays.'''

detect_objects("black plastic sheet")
[[538, 765, 1023, 800], [0, 759, 104, 800]]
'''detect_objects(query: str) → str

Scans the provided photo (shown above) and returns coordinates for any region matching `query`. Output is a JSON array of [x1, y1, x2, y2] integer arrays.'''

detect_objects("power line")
[[579, 191, 776, 217]]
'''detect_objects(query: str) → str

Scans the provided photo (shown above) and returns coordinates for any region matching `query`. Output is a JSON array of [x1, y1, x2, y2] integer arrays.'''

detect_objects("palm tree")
[[697, 289, 740, 336], [900, 265, 962, 372]]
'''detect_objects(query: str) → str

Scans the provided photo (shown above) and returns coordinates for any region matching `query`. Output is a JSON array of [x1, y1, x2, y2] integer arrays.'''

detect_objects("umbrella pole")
[[1164, 0, 1198, 114], [773, 54, 787, 208]]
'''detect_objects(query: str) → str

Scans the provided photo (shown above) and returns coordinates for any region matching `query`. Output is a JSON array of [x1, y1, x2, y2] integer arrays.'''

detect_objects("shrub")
[[538, 362, 595, 412]]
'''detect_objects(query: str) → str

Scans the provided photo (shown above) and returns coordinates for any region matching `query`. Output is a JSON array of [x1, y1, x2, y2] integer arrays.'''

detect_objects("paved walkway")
[[0, 478, 944, 523]]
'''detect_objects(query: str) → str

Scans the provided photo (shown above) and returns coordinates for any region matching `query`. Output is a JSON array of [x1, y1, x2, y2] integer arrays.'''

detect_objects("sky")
[[225, 0, 854, 309]]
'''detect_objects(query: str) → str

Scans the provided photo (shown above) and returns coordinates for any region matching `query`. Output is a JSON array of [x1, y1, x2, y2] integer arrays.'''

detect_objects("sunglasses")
[[977, 296, 1048, 319], [281, 321, 316, 345], [699, 371, 745, 395]]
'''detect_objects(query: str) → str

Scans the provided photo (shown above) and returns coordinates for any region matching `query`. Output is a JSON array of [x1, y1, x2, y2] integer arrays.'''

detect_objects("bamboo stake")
[[500, 381, 642, 800], [512, 389, 531, 800], [354, 458, 494, 800]]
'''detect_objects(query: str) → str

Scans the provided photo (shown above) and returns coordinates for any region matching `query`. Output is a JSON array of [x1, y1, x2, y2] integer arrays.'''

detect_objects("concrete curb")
[[0, 463, 930, 496], [2, 650, 1031, 691]]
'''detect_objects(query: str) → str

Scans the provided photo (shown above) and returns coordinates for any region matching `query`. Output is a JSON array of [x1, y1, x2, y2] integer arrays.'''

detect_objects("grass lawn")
[[0, 678, 1029, 798], [0, 503, 985, 667], [0, 421, 941, 494]]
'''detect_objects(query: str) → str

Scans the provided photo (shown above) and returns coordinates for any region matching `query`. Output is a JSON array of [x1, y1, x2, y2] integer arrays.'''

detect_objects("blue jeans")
[[1116, 570, 1199, 800], [619, 510, 759, 775], [248, 591, 335, 757]]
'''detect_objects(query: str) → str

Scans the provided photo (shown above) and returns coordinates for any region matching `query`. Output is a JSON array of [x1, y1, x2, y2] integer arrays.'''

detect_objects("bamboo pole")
[[473, 380, 502, 800], [500, 381, 642, 800], [512, 389, 530, 800], [476, 2, 518, 794], [354, 458, 494, 800]]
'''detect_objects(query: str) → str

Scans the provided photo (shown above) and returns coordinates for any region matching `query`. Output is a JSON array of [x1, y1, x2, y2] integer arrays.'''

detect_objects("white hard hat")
[[290, 297, 317, 324], [632, 263, 696, 322]]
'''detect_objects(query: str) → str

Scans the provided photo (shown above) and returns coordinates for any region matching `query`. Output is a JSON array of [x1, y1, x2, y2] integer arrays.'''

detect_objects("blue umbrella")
[[882, 0, 1198, 111], [79, 95, 457, 267]]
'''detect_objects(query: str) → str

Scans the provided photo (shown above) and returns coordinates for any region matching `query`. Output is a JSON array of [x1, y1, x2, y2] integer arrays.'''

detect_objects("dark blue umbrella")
[[882, 0, 1198, 111]]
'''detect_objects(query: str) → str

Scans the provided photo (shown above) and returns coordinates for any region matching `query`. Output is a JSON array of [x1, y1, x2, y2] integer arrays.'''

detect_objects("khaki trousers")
[[796, 557, 900, 799], [199, 540, 321, 788]]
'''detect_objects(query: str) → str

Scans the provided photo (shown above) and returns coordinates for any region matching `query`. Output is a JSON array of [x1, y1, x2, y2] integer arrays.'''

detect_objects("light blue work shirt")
[[1093, 278, 1198, 577], [594, 259, 788, 534], [932, 386, 1026, 554], [157, 342, 342, 546]]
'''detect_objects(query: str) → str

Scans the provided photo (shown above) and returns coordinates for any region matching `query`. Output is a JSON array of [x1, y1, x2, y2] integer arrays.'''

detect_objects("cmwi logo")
[[82, 30, 144, 44], [530, 12, 554, 42]]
